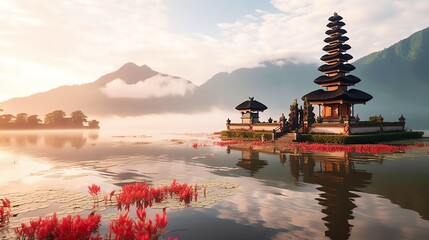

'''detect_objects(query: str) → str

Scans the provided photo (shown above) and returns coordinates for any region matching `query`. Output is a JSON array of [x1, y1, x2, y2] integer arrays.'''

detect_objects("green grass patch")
[[299, 131, 423, 144], [221, 130, 272, 141]]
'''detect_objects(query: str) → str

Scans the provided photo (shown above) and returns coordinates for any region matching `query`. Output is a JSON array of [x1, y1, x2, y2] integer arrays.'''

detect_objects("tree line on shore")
[[0, 109, 99, 129]]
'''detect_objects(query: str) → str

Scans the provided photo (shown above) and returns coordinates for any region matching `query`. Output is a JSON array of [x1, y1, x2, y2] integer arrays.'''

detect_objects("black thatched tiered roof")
[[314, 75, 360, 85], [303, 12, 372, 104], [304, 88, 373, 103], [235, 97, 267, 111], [320, 52, 353, 62]]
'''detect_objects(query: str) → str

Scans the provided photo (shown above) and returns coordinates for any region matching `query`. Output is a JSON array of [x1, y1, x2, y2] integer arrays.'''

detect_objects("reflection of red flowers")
[[214, 140, 244, 147], [284, 142, 424, 154]]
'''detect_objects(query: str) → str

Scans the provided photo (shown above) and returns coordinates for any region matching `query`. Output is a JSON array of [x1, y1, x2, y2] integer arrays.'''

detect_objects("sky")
[[0, 0, 428, 101]]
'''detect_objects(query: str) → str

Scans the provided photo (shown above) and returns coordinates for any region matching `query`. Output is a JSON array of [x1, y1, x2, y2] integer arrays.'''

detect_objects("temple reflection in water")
[[228, 146, 374, 240]]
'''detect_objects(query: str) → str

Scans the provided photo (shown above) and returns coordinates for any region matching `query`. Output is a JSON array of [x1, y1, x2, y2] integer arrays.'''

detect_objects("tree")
[[70, 110, 88, 127], [288, 99, 299, 131], [88, 120, 100, 129], [303, 97, 315, 126], [15, 113, 28, 127], [27, 115, 42, 127], [44, 110, 66, 127], [0, 114, 15, 127]]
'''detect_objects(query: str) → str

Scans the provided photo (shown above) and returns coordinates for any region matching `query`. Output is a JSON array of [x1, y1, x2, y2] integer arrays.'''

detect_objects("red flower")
[[136, 208, 146, 222], [15, 213, 101, 239], [88, 184, 101, 196], [1, 198, 10, 208], [109, 190, 116, 201], [155, 208, 168, 229], [109, 212, 134, 240]]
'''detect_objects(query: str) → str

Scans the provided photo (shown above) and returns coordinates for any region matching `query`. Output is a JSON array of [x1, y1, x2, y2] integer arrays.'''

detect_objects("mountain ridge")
[[1, 26, 428, 128]]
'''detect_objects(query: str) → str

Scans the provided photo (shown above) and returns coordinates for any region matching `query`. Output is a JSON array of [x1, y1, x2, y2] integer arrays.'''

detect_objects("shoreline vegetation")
[[220, 130, 424, 144], [0, 109, 99, 130]]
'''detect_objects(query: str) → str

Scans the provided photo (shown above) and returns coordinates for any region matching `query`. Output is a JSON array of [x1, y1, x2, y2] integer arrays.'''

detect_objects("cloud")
[[101, 74, 196, 99], [0, 0, 428, 101]]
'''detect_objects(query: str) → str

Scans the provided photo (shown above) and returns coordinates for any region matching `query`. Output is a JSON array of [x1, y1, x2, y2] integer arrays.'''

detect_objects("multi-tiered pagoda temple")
[[303, 13, 372, 123]]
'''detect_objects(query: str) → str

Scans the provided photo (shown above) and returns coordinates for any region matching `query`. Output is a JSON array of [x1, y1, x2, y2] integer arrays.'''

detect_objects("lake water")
[[1, 130, 429, 239]]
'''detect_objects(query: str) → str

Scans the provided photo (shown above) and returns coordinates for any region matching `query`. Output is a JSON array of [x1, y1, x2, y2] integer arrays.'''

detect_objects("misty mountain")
[[1, 27, 428, 129], [192, 27, 429, 129], [353, 26, 429, 129], [0, 62, 198, 116]]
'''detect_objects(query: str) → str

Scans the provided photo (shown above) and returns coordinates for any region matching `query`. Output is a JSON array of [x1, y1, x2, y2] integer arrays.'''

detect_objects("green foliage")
[[221, 130, 272, 140], [300, 131, 423, 144], [369, 116, 378, 122], [300, 134, 347, 144], [288, 98, 299, 131], [303, 97, 315, 126]]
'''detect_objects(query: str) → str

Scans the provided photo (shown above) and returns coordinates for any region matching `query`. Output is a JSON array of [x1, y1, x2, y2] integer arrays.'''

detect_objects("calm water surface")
[[1, 130, 429, 240]]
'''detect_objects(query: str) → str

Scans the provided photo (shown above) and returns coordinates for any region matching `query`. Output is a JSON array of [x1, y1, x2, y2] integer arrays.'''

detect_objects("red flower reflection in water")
[[284, 142, 426, 154]]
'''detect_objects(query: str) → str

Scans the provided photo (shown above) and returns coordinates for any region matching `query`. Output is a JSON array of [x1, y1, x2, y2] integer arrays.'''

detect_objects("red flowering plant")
[[13, 179, 205, 239], [88, 184, 101, 206], [109, 208, 169, 240], [0, 198, 11, 228], [14, 213, 102, 240]]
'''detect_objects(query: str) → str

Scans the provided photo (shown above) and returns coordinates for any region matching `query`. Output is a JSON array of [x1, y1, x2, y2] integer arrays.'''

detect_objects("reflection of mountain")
[[289, 153, 372, 240]]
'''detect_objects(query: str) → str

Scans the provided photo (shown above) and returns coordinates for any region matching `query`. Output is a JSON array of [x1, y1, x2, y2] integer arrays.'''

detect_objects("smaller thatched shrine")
[[235, 97, 267, 124]]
